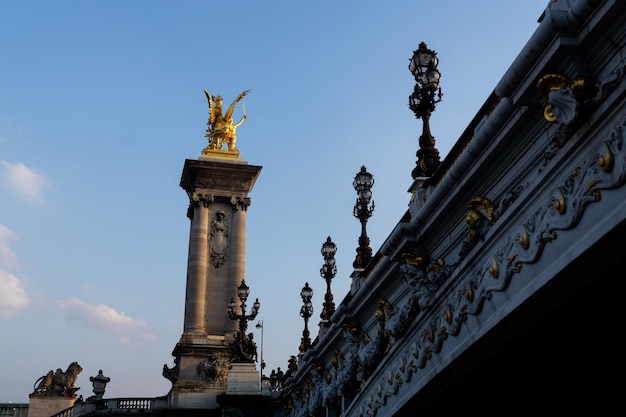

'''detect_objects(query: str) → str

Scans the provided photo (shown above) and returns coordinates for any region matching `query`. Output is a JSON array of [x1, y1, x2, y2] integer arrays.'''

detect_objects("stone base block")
[[226, 363, 260, 395], [169, 385, 224, 409], [28, 396, 76, 417]]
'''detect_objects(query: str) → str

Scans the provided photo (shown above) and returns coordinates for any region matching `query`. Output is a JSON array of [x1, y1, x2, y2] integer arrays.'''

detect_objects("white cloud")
[[81, 283, 98, 295], [0, 271, 30, 318], [0, 224, 18, 269], [0, 224, 29, 318], [0, 160, 49, 204], [56, 297, 155, 345], [119, 332, 157, 349]]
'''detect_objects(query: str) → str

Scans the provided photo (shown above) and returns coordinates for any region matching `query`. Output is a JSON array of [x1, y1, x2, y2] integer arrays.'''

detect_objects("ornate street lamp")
[[299, 282, 314, 353], [408, 42, 443, 179], [320, 237, 337, 322], [353, 166, 375, 269], [255, 320, 265, 383], [228, 279, 260, 362]]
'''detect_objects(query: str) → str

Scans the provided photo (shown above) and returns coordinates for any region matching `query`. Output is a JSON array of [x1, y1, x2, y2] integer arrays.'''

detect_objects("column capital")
[[192, 193, 215, 207], [187, 194, 214, 219], [231, 196, 251, 211]]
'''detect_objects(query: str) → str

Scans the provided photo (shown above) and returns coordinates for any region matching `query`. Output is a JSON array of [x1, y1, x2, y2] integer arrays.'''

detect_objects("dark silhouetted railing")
[[49, 397, 169, 417], [0, 404, 29, 417]]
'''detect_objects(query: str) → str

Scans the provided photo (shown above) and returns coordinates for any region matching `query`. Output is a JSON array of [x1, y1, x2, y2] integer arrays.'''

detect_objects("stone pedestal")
[[226, 363, 260, 394], [169, 384, 224, 409], [167, 341, 230, 410], [27, 396, 76, 417]]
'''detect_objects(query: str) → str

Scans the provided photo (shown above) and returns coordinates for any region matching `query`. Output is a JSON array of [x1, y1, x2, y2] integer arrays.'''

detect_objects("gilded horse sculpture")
[[203, 88, 250, 156]]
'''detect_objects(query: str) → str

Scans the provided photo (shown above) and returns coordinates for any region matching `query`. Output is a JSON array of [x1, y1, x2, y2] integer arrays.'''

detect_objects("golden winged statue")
[[202, 88, 250, 157]]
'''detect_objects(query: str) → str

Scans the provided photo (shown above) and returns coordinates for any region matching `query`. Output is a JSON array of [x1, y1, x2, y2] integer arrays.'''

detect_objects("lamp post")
[[320, 237, 337, 322], [352, 166, 375, 269], [408, 42, 443, 179], [227, 279, 260, 362], [299, 282, 314, 353], [255, 320, 265, 384]]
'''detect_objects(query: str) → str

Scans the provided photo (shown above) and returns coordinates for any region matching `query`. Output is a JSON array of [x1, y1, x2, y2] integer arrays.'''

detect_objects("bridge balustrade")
[[49, 397, 169, 417]]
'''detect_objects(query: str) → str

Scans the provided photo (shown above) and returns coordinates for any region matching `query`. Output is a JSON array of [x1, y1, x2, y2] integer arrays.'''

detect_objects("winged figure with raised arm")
[[203, 88, 250, 155]]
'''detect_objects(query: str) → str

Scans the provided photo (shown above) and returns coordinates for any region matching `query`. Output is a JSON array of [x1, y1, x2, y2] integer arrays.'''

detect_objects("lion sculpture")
[[32, 362, 83, 397]]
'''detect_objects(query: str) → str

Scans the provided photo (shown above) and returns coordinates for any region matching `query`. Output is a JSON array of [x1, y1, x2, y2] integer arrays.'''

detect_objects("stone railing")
[[50, 397, 169, 417], [0, 404, 29, 417]]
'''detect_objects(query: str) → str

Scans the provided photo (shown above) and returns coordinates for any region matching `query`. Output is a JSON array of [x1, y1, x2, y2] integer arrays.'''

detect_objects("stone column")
[[225, 197, 251, 336], [183, 193, 211, 336], [169, 157, 262, 409], [178, 158, 261, 339]]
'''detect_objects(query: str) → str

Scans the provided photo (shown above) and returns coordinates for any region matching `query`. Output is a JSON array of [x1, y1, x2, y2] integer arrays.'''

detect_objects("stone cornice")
[[180, 158, 262, 198]]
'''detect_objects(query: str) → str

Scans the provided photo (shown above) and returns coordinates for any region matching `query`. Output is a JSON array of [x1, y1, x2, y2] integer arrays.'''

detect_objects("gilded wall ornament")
[[537, 74, 592, 125]]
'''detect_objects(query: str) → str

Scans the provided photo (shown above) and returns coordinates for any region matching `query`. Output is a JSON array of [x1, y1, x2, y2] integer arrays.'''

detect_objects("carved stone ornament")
[[459, 196, 497, 258], [537, 73, 597, 126], [537, 63, 624, 169], [162, 358, 179, 384], [231, 196, 251, 211], [89, 370, 110, 400], [210, 210, 229, 268], [197, 355, 228, 385]]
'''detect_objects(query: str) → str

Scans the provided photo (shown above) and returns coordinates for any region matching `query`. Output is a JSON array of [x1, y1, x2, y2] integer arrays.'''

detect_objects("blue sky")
[[1, 0, 548, 403]]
